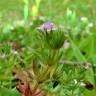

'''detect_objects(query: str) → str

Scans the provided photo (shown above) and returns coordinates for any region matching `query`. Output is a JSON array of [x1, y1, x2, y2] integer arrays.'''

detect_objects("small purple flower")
[[37, 21, 54, 32], [63, 41, 70, 48]]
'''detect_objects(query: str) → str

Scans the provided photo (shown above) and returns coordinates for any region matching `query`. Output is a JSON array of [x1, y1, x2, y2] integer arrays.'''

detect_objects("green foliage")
[[46, 30, 65, 49], [0, 0, 96, 96], [0, 87, 21, 96]]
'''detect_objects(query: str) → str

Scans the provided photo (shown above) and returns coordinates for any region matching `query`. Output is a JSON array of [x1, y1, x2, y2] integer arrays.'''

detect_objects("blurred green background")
[[0, 0, 96, 24], [0, 0, 96, 96]]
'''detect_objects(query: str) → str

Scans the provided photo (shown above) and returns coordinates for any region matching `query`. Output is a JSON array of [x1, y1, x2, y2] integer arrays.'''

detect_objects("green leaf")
[[71, 40, 86, 62], [83, 89, 96, 96], [0, 87, 21, 96]]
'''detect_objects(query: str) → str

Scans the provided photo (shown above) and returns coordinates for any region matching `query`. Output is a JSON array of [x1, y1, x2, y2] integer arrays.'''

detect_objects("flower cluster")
[[37, 22, 66, 49], [37, 21, 55, 32]]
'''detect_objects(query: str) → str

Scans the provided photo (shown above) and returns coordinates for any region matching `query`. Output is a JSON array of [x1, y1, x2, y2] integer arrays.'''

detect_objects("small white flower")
[[10, 26, 14, 30], [11, 50, 18, 54], [81, 17, 88, 21], [0, 54, 6, 59], [80, 82, 85, 87], [74, 79, 78, 84], [88, 23, 93, 28]]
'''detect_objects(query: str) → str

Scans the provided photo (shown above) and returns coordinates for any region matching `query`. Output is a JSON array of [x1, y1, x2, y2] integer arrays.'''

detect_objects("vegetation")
[[0, 0, 96, 96]]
